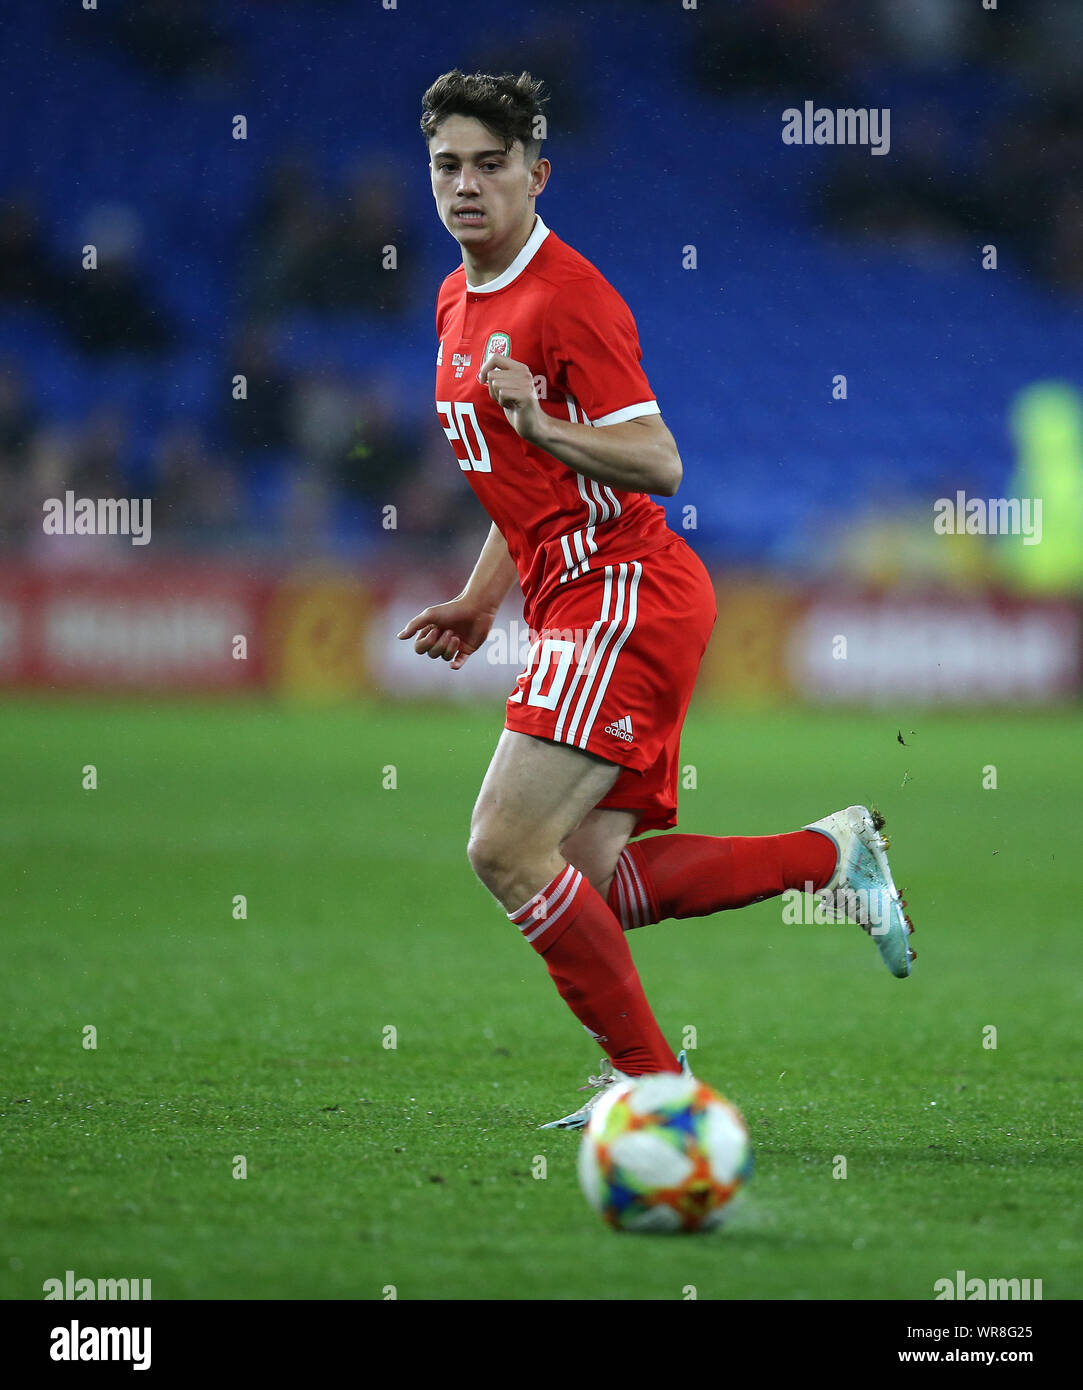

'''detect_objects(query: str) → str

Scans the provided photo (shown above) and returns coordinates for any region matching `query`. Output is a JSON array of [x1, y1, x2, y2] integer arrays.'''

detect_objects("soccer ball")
[[577, 1071, 753, 1233]]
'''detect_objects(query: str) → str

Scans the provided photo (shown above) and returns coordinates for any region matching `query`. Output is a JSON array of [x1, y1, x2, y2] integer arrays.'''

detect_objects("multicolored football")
[[577, 1071, 753, 1233]]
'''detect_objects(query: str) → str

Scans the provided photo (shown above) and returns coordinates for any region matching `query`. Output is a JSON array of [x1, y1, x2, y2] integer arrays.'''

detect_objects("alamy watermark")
[[43, 1270, 152, 1300], [44, 1273, 153, 1370], [781, 101, 891, 156], [49, 1322, 151, 1371], [486, 620, 593, 668], [933, 1269, 1043, 1301], [42, 492, 152, 546], [933, 492, 1042, 545], [781, 883, 885, 932]]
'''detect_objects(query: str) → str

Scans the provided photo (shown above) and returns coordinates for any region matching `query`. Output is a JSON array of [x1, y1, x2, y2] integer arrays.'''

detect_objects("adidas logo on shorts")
[[604, 715, 635, 743]]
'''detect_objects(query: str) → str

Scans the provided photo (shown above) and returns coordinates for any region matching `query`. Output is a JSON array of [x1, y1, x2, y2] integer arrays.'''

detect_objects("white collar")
[[465, 215, 550, 293]]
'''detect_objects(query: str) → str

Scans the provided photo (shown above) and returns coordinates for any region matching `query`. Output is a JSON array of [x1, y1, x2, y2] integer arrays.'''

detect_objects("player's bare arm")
[[477, 350, 683, 496], [397, 522, 518, 669]]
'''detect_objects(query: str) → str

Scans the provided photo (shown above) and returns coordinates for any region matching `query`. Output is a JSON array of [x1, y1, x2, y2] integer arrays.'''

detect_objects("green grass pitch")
[[2, 696, 1080, 1300]]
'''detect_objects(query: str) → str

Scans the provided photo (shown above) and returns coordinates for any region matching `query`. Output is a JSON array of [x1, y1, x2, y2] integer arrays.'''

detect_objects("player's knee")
[[466, 826, 513, 894]]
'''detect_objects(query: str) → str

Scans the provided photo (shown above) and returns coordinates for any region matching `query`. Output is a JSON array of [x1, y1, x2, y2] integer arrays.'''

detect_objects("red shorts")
[[504, 538, 717, 836]]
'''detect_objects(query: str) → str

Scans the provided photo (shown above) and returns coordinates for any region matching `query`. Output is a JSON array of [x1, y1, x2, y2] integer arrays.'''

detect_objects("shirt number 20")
[[436, 401, 492, 473]]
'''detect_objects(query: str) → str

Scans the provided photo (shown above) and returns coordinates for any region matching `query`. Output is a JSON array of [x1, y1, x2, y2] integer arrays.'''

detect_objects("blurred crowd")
[[0, 160, 443, 557], [1, 0, 1079, 563], [686, 0, 1083, 289]]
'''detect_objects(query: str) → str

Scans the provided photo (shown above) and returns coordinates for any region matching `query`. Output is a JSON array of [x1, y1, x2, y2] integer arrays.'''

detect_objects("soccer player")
[[400, 71, 915, 1128]]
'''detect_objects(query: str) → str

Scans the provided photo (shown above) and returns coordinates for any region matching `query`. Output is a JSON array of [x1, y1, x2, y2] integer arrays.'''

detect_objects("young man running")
[[400, 70, 915, 1128]]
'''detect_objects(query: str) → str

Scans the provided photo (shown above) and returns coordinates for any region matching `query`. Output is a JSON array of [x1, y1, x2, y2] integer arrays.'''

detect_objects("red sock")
[[509, 864, 680, 1077], [608, 831, 837, 929]]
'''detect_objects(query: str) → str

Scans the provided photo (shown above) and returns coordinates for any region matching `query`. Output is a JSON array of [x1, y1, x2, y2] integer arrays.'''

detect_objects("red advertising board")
[[0, 562, 1078, 705], [0, 563, 274, 691]]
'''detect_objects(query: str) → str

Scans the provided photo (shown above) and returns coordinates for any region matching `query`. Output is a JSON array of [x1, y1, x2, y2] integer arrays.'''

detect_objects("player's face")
[[429, 115, 545, 255]]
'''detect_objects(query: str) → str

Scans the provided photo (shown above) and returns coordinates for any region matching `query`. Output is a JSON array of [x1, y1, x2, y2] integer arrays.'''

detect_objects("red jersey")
[[434, 216, 676, 624]]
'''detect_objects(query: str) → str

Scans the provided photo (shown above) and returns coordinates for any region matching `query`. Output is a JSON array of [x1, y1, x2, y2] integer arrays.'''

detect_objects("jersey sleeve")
[[435, 281, 449, 338], [435, 270, 460, 340], [541, 275, 661, 427]]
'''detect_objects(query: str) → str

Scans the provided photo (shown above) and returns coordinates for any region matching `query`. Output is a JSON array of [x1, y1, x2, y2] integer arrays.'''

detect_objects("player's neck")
[[463, 210, 537, 287]]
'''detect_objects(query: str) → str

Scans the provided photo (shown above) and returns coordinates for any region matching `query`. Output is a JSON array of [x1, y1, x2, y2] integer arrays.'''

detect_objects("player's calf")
[[606, 829, 837, 929]]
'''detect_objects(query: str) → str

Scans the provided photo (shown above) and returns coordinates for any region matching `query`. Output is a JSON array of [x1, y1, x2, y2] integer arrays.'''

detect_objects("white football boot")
[[540, 1050, 693, 1130], [804, 805, 916, 978]]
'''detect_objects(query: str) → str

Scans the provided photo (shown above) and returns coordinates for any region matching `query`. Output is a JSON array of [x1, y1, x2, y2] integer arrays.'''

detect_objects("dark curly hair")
[[420, 69, 548, 161]]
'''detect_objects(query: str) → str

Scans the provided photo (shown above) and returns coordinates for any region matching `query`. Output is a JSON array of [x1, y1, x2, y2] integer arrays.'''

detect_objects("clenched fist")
[[477, 352, 545, 443]]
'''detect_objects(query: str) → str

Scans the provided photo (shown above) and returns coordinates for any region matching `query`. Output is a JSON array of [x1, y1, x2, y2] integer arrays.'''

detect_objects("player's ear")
[[529, 158, 551, 197]]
